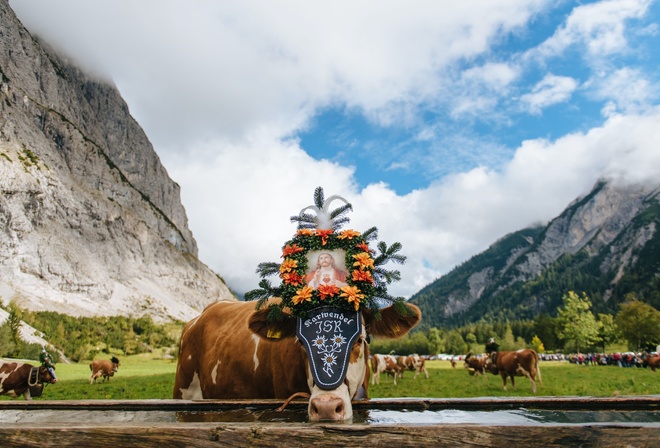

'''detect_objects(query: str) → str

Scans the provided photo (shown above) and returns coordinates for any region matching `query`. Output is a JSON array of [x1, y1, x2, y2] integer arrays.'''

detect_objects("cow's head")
[[485, 355, 500, 375], [37, 366, 58, 384], [111, 356, 120, 372], [249, 302, 421, 421]]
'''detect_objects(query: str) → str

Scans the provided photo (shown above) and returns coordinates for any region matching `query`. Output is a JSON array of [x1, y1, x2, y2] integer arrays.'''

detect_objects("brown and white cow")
[[371, 354, 402, 385], [0, 360, 57, 400], [464, 353, 489, 378], [487, 349, 542, 393], [398, 354, 429, 379], [89, 356, 120, 384], [173, 299, 421, 421]]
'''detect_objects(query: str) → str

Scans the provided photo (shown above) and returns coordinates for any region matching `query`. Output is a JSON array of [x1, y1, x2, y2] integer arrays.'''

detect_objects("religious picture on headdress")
[[305, 250, 348, 290]]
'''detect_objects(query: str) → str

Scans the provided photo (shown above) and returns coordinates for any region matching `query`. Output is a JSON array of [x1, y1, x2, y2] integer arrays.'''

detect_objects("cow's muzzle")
[[309, 393, 346, 421]]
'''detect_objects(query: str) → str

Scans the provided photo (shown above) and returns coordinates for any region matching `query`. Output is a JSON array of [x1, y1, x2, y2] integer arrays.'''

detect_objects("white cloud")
[[10, 0, 547, 149], [162, 108, 660, 299], [588, 68, 656, 115], [8, 0, 660, 302], [532, 0, 652, 61], [520, 74, 579, 114]]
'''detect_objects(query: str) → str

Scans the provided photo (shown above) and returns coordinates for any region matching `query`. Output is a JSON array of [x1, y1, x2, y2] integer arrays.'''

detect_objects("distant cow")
[[372, 354, 402, 385], [645, 354, 660, 372], [0, 360, 57, 400], [89, 356, 120, 384], [398, 354, 429, 379], [173, 299, 421, 421], [487, 349, 542, 393], [464, 353, 488, 378]]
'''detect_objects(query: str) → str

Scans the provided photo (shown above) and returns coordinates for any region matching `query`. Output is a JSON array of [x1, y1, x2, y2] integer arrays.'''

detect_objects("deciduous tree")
[[596, 313, 619, 353], [615, 296, 660, 351], [557, 291, 599, 353]]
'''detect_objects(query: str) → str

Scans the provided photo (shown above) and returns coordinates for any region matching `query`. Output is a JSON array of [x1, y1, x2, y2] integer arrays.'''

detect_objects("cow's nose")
[[309, 395, 345, 421]]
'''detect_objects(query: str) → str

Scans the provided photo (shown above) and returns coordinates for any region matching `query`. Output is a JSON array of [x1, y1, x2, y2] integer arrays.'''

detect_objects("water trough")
[[1, 396, 659, 447]]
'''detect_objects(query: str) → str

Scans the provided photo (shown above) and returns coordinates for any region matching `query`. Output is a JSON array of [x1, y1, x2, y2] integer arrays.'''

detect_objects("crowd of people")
[[564, 352, 658, 367]]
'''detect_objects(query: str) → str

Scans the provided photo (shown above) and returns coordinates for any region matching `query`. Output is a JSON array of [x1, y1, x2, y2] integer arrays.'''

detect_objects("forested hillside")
[[411, 180, 660, 328]]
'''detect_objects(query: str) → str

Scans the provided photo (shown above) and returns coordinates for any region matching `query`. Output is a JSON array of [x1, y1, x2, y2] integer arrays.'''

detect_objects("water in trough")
[[1, 407, 660, 426]]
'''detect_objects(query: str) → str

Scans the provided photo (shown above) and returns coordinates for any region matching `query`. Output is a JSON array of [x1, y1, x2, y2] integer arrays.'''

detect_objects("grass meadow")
[[2, 355, 659, 401]]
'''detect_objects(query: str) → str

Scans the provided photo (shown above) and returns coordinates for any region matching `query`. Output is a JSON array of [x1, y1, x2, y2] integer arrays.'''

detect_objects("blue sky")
[[11, 0, 660, 299], [299, 0, 659, 195]]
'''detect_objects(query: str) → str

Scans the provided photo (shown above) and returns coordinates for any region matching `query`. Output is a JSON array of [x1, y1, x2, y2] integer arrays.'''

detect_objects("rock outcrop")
[[0, 0, 234, 321]]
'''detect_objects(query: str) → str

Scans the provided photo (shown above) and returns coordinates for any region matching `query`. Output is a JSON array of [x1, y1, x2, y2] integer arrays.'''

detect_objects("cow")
[[645, 354, 660, 372], [173, 299, 421, 421], [464, 353, 488, 378], [0, 360, 57, 400], [487, 349, 542, 393], [89, 356, 120, 384], [398, 354, 429, 379], [371, 354, 402, 385]]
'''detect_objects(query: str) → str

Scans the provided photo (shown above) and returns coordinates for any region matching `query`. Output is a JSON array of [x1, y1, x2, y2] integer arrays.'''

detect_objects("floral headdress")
[[245, 187, 408, 321]]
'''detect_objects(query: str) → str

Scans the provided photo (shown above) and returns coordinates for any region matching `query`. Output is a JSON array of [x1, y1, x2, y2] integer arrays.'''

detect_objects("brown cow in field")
[[646, 354, 660, 372], [398, 354, 429, 379], [89, 356, 120, 384], [464, 353, 488, 378], [173, 299, 421, 421], [372, 354, 401, 385], [487, 349, 542, 393], [0, 360, 57, 400]]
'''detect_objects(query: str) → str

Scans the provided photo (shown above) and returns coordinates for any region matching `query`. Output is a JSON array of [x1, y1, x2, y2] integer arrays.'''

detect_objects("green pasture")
[[2, 357, 659, 401], [370, 360, 660, 398]]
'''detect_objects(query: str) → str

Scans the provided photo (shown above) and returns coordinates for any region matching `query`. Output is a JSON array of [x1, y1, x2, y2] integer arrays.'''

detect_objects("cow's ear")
[[248, 308, 297, 341], [363, 303, 421, 339]]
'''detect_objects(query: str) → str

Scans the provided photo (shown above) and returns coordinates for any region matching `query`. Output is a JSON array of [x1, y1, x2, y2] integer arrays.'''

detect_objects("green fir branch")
[[362, 227, 378, 242], [313, 186, 325, 208], [255, 262, 281, 277], [329, 203, 353, 220]]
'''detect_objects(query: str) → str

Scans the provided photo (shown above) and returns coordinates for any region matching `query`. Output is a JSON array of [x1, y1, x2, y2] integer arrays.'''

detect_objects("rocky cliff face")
[[411, 180, 660, 327], [0, 0, 234, 321]]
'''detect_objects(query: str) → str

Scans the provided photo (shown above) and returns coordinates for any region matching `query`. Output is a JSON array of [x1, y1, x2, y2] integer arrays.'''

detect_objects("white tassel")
[[298, 194, 350, 230]]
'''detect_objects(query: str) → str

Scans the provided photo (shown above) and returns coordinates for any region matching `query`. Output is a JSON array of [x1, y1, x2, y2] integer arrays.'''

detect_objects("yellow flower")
[[296, 229, 315, 236], [279, 258, 298, 274], [292, 286, 314, 305], [352, 252, 374, 270], [340, 285, 365, 311], [338, 229, 361, 240]]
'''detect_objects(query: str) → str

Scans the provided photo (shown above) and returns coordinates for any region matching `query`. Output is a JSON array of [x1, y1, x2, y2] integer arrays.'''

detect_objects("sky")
[[9, 0, 660, 300]]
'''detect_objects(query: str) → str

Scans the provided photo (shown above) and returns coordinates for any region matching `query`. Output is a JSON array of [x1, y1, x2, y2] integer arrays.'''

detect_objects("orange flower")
[[317, 283, 340, 300], [355, 242, 372, 253], [297, 229, 315, 236], [291, 286, 314, 305], [279, 258, 298, 274], [338, 229, 361, 240], [281, 244, 304, 257], [282, 271, 303, 286], [315, 229, 334, 245], [340, 286, 365, 311], [352, 252, 375, 270], [351, 270, 374, 284]]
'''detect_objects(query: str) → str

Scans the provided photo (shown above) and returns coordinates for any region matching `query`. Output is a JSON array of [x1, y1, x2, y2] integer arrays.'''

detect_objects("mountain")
[[410, 180, 660, 328], [0, 0, 234, 322]]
